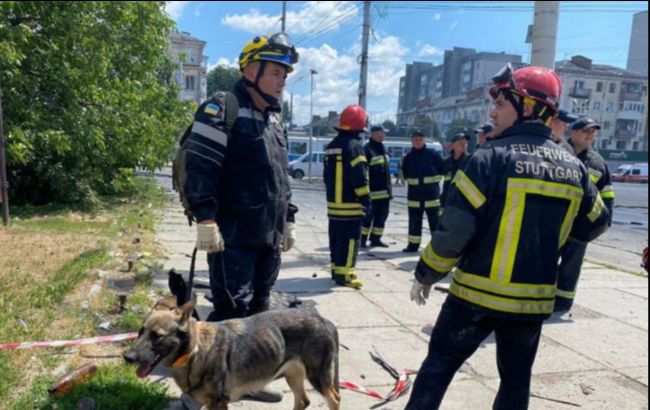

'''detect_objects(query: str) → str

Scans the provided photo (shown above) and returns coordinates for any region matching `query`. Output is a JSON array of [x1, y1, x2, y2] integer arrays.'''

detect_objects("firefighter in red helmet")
[[405, 64, 610, 409], [323, 104, 371, 288]]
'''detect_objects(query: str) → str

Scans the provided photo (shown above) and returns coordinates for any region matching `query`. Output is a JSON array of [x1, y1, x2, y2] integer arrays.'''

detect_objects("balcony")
[[569, 87, 592, 99], [619, 90, 644, 101], [615, 129, 636, 139]]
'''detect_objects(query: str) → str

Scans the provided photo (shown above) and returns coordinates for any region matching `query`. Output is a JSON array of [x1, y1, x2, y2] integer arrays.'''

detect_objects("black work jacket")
[[364, 139, 392, 201]]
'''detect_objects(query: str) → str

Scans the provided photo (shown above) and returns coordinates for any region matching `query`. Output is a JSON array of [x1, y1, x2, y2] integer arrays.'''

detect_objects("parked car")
[[611, 163, 648, 183], [288, 152, 325, 179]]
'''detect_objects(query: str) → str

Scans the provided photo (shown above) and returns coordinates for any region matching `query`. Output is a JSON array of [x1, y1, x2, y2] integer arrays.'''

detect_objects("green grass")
[[0, 176, 170, 407], [12, 364, 174, 410]]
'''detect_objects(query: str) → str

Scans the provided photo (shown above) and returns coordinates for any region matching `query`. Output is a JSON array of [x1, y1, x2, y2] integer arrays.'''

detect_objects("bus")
[[287, 133, 443, 178]]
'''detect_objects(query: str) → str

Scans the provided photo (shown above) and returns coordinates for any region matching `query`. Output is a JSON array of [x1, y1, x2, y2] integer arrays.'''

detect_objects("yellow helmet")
[[238, 33, 299, 73]]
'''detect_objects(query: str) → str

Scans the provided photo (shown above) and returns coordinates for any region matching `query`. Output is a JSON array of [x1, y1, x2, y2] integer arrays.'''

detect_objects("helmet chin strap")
[[243, 61, 281, 113], [504, 90, 528, 125]]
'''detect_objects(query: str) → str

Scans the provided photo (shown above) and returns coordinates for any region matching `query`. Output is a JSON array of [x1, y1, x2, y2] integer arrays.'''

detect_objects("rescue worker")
[[324, 104, 371, 289], [401, 130, 444, 253], [555, 117, 615, 313], [361, 125, 392, 248], [551, 109, 578, 153], [474, 123, 494, 147], [406, 64, 610, 410], [440, 132, 470, 209]]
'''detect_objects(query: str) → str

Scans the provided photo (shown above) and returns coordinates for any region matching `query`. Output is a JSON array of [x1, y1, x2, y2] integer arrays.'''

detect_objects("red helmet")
[[489, 64, 562, 113], [335, 104, 368, 132]]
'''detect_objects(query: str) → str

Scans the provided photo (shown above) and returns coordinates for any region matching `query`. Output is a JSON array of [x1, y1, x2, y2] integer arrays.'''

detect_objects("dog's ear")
[[153, 296, 178, 312], [176, 293, 197, 325]]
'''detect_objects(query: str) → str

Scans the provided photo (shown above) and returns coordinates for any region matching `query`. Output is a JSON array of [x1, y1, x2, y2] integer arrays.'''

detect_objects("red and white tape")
[[0, 332, 138, 351], [339, 381, 384, 400]]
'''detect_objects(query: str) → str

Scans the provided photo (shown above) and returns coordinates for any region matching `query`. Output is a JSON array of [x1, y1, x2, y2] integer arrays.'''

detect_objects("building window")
[[609, 83, 616, 93], [593, 101, 601, 111], [596, 82, 603, 92], [633, 141, 639, 150], [186, 75, 195, 90], [606, 101, 614, 112], [187, 48, 194, 63], [616, 140, 626, 150], [574, 80, 585, 89], [603, 121, 610, 130]]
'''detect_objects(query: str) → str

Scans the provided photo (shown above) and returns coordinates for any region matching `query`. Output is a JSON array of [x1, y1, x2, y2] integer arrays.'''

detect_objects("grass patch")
[[13, 364, 173, 410], [0, 176, 168, 407]]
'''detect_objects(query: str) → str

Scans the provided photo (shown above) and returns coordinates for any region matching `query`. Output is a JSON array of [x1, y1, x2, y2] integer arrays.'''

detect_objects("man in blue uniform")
[[361, 125, 392, 248], [324, 104, 370, 289], [406, 64, 610, 410], [440, 132, 470, 209], [401, 130, 444, 253], [555, 117, 615, 313]]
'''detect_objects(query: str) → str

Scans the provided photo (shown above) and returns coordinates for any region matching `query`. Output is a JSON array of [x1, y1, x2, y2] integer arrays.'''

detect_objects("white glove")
[[282, 222, 296, 252], [196, 223, 225, 253], [410, 280, 432, 306]]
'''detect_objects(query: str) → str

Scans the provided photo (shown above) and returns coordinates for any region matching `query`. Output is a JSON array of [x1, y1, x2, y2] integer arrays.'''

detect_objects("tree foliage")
[[0, 1, 193, 205], [206, 65, 240, 96], [444, 119, 477, 141]]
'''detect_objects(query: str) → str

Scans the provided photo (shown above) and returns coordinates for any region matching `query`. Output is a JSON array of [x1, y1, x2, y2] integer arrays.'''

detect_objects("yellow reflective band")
[[328, 202, 363, 209], [407, 201, 421, 208], [600, 186, 615, 199], [589, 174, 599, 183], [423, 176, 443, 184], [351, 155, 367, 167], [370, 156, 386, 166], [444, 173, 453, 181], [371, 227, 384, 235], [355, 185, 370, 196], [333, 266, 354, 275], [328, 209, 365, 217], [407, 178, 419, 185], [560, 199, 580, 248], [335, 155, 343, 203], [453, 170, 486, 209], [555, 288, 576, 299], [346, 239, 356, 268], [491, 178, 583, 283], [424, 200, 441, 208], [587, 193, 605, 222], [370, 190, 390, 200], [361, 227, 370, 235], [408, 236, 421, 244], [449, 282, 554, 315], [588, 168, 602, 180], [421, 243, 459, 272], [454, 269, 556, 299]]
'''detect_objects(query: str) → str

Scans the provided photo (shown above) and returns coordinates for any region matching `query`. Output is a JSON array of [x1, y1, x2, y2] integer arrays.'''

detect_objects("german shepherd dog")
[[124, 296, 341, 410]]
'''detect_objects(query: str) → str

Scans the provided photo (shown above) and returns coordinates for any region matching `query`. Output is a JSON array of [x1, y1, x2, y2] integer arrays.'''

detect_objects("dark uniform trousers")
[[555, 237, 588, 311], [362, 199, 390, 241], [207, 246, 281, 322], [329, 218, 362, 279], [405, 296, 542, 410], [407, 202, 440, 246]]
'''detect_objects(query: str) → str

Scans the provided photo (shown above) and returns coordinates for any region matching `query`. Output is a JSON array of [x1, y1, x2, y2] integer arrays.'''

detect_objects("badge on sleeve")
[[204, 104, 221, 116]]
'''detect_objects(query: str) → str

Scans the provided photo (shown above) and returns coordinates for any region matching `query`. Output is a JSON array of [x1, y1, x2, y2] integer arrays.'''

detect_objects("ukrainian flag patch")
[[204, 104, 220, 116]]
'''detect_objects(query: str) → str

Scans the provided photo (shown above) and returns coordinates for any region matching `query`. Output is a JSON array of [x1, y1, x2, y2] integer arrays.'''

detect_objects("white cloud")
[[417, 44, 444, 57], [286, 35, 409, 126], [165, 1, 191, 20], [221, 2, 358, 36], [434, 13, 442, 21], [207, 57, 239, 72]]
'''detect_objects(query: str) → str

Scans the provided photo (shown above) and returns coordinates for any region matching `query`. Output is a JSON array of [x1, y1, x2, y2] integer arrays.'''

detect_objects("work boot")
[[242, 387, 283, 403], [402, 244, 420, 253], [333, 274, 363, 289], [370, 239, 389, 248]]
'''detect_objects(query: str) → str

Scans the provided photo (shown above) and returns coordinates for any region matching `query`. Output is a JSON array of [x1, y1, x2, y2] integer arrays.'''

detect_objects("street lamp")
[[308, 69, 318, 183]]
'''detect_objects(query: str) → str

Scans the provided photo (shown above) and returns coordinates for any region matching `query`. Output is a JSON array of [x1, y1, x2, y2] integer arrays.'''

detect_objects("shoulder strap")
[[224, 91, 239, 138]]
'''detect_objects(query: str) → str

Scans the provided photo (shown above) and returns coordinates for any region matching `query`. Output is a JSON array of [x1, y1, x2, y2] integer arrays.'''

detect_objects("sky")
[[166, 1, 648, 126]]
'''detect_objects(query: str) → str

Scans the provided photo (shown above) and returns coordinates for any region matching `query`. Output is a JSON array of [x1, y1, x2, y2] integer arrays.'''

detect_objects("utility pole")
[[358, 1, 371, 109], [281, 1, 287, 33], [0, 81, 9, 226], [530, 1, 559, 69], [308, 69, 318, 183]]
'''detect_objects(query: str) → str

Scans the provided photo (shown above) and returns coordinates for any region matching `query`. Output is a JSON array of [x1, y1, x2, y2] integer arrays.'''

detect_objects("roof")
[[555, 60, 647, 80]]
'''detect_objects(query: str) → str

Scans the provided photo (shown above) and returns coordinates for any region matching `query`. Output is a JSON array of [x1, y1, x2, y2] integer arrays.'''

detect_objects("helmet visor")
[[490, 63, 516, 99], [267, 33, 299, 65]]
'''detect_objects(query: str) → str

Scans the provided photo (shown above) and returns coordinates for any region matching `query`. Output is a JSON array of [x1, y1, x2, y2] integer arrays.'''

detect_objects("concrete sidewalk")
[[152, 171, 648, 410]]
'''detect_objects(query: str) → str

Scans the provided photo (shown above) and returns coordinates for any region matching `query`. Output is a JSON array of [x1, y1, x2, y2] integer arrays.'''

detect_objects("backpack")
[[172, 91, 239, 225]]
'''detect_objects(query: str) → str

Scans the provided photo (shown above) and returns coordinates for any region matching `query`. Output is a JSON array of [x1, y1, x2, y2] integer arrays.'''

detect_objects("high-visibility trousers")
[[329, 218, 362, 280], [362, 199, 390, 241], [407, 200, 440, 246], [555, 237, 588, 311]]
